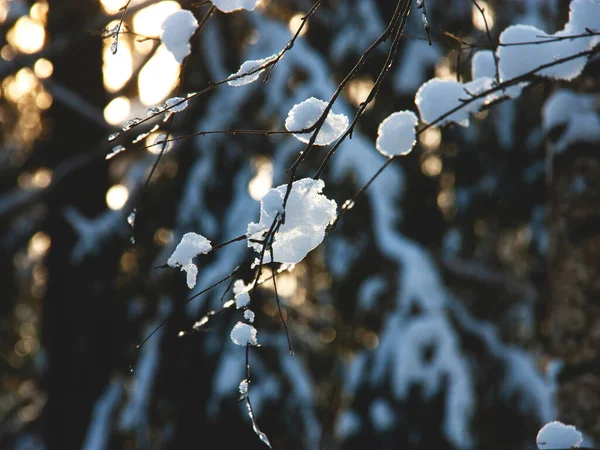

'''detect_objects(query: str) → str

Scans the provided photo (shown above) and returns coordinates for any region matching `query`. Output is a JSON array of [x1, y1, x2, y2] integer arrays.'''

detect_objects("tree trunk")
[[549, 139, 600, 441]]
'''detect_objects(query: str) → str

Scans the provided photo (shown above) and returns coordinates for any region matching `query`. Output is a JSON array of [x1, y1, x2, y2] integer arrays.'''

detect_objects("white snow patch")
[[235, 291, 251, 309], [415, 76, 501, 127], [471, 50, 497, 80], [542, 90, 596, 131], [542, 89, 600, 152], [160, 10, 198, 64], [227, 54, 278, 87], [536, 421, 583, 449], [369, 398, 397, 432], [244, 309, 255, 322], [568, 0, 600, 48], [498, 25, 589, 85], [285, 97, 349, 146], [212, 0, 260, 13], [498, 0, 600, 91], [233, 279, 253, 294], [335, 410, 361, 439], [168, 232, 212, 289], [231, 321, 258, 346], [376, 111, 419, 156], [246, 178, 337, 264]]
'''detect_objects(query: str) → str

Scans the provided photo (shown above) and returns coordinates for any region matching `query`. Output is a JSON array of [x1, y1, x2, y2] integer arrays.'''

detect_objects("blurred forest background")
[[1, 0, 599, 449]]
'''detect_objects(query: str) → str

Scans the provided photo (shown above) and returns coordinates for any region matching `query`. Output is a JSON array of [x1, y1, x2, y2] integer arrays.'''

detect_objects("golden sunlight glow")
[[0, 1, 8, 23], [248, 157, 273, 201], [5, 68, 38, 102], [437, 189, 455, 216], [421, 155, 442, 177], [154, 228, 173, 246], [104, 96, 131, 125], [30, 2, 49, 24], [28, 232, 51, 260], [347, 77, 375, 108], [8, 16, 45, 54], [434, 57, 455, 80], [34, 58, 53, 79], [103, 28, 133, 92], [106, 184, 129, 210], [472, 1, 495, 32], [138, 45, 180, 106], [32, 168, 52, 188], [36, 91, 53, 109], [101, 0, 128, 15], [145, 132, 172, 155], [288, 13, 308, 36], [419, 127, 441, 151], [133, 1, 180, 38], [1, 45, 15, 61]]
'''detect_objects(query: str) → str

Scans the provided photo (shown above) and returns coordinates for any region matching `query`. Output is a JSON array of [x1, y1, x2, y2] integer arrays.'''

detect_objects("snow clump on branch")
[[536, 421, 583, 449], [227, 54, 278, 87], [285, 97, 349, 145], [415, 78, 497, 127], [167, 232, 212, 289], [471, 50, 497, 80], [246, 178, 337, 265], [212, 0, 260, 13], [231, 322, 258, 346], [497, 0, 600, 96], [376, 111, 419, 156], [160, 10, 198, 64]]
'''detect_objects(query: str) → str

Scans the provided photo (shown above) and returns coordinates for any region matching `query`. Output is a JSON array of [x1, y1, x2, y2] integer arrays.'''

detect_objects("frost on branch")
[[212, 0, 260, 13], [246, 178, 337, 265], [376, 111, 419, 157], [227, 54, 278, 87], [230, 321, 258, 346], [536, 421, 583, 449], [239, 379, 249, 397], [165, 96, 188, 112], [160, 10, 199, 64], [285, 97, 349, 145], [167, 232, 212, 289], [415, 78, 494, 127]]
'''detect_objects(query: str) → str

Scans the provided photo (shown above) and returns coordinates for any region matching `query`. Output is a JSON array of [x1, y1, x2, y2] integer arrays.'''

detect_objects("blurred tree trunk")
[[548, 139, 600, 441], [41, 1, 116, 449]]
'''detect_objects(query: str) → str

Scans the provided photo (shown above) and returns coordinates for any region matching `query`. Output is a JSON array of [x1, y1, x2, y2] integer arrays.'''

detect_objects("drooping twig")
[[471, 0, 501, 83], [270, 248, 294, 356], [313, 0, 413, 179], [416, 0, 432, 45], [110, 0, 133, 55]]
